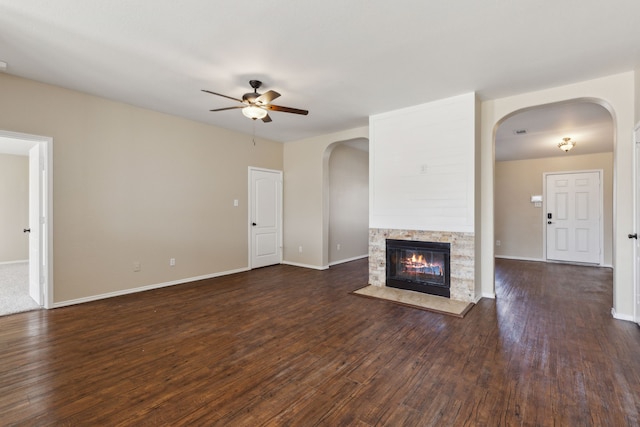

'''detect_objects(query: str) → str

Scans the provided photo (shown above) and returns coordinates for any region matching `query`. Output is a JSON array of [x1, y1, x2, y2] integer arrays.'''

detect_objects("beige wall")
[[328, 143, 369, 264], [482, 72, 636, 318], [0, 153, 28, 262], [495, 153, 613, 265], [283, 127, 368, 269], [0, 74, 282, 304]]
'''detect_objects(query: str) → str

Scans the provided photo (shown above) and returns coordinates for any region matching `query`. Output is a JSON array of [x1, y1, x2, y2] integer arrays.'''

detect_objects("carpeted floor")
[[352, 285, 474, 317], [0, 262, 41, 316]]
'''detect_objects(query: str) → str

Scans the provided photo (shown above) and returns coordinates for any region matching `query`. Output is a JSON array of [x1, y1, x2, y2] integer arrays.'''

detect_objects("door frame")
[[634, 123, 640, 324], [542, 169, 604, 265], [247, 167, 283, 269], [0, 130, 53, 309]]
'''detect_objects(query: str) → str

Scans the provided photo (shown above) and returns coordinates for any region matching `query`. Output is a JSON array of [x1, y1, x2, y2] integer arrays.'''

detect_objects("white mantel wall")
[[369, 93, 479, 302], [369, 93, 477, 232]]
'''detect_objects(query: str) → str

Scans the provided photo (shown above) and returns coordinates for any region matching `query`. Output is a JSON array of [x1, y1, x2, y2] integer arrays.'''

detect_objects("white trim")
[[329, 254, 368, 266], [53, 267, 250, 308], [0, 260, 29, 265], [611, 307, 634, 322], [634, 122, 640, 324], [482, 292, 496, 299], [472, 294, 485, 303], [281, 261, 329, 270], [496, 255, 613, 269], [495, 255, 545, 263]]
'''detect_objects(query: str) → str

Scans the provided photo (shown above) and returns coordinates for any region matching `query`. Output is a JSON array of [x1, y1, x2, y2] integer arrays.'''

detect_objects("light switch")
[[233, 199, 239, 207]]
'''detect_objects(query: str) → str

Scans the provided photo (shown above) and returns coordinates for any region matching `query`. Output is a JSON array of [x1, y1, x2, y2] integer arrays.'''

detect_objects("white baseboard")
[[329, 254, 368, 266], [496, 255, 612, 269], [281, 261, 329, 270], [611, 307, 635, 322], [481, 292, 496, 300], [0, 260, 28, 266], [53, 267, 250, 309], [495, 255, 545, 263]]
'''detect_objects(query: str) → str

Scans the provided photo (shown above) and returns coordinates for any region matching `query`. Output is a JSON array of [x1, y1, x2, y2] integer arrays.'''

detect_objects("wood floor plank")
[[1, 258, 639, 425]]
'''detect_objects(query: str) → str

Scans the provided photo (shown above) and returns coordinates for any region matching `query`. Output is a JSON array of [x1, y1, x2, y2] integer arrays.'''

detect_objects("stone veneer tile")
[[369, 228, 475, 303]]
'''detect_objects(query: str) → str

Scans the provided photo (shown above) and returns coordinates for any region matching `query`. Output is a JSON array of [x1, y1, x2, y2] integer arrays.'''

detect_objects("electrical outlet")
[[337, 243, 341, 251], [298, 246, 303, 253], [496, 240, 501, 246], [170, 258, 176, 267], [133, 261, 141, 272]]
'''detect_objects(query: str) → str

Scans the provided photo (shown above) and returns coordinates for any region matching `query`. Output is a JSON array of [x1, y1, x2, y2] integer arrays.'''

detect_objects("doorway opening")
[[494, 99, 613, 271], [0, 130, 53, 313], [324, 138, 369, 268]]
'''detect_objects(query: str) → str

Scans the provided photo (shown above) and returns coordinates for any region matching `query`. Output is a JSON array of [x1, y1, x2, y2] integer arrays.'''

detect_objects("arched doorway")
[[493, 98, 615, 296], [322, 138, 369, 267]]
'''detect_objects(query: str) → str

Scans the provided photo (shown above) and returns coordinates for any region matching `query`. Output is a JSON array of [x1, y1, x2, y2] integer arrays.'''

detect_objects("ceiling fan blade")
[[210, 106, 244, 112], [262, 113, 273, 123], [266, 104, 309, 115], [256, 90, 281, 105], [202, 89, 243, 103]]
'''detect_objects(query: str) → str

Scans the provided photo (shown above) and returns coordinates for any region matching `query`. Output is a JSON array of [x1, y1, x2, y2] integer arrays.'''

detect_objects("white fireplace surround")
[[369, 228, 475, 303]]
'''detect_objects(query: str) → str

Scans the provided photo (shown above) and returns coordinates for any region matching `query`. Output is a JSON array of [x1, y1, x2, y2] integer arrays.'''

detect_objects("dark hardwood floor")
[[1, 258, 639, 426]]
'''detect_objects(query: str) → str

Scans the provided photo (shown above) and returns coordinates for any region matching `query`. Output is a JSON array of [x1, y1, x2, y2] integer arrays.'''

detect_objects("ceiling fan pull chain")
[[252, 120, 256, 146]]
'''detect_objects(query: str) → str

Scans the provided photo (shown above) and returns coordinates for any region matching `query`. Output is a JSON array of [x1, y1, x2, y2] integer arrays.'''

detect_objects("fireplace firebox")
[[386, 239, 451, 298]]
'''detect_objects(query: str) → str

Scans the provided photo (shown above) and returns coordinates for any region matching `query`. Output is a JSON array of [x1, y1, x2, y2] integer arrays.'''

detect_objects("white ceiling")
[[495, 101, 614, 161], [0, 0, 638, 144]]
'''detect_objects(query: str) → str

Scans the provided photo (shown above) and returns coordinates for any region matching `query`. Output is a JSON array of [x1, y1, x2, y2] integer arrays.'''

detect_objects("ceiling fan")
[[202, 80, 309, 123]]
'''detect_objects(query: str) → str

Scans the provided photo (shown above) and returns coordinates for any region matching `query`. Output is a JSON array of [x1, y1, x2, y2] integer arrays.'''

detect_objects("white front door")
[[546, 171, 602, 264], [249, 168, 282, 269], [28, 145, 42, 305]]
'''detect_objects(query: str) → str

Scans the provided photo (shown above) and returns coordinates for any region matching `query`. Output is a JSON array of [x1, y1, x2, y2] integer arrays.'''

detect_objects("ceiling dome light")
[[242, 105, 267, 120], [558, 137, 576, 152]]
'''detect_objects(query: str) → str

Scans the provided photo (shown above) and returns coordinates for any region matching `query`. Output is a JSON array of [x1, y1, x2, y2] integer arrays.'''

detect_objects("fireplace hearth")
[[386, 239, 451, 298]]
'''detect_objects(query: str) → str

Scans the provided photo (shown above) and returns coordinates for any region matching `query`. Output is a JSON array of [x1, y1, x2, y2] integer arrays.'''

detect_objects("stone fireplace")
[[369, 228, 475, 303]]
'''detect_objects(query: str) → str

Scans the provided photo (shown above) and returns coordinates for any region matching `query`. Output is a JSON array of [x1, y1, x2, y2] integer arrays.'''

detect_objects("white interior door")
[[28, 144, 42, 304], [249, 168, 282, 269], [546, 171, 602, 264]]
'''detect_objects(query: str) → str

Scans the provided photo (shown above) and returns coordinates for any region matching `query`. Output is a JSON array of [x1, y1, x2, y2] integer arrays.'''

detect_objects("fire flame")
[[410, 254, 425, 264]]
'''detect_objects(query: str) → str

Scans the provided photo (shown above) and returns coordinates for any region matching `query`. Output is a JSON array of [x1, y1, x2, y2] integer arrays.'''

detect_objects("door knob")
[[629, 233, 638, 239], [252, 222, 257, 226], [23, 228, 31, 233], [547, 221, 552, 225]]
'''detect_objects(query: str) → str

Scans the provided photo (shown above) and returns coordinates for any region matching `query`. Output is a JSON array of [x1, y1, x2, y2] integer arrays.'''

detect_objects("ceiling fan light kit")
[[203, 80, 308, 123], [242, 105, 268, 120], [558, 137, 576, 152]]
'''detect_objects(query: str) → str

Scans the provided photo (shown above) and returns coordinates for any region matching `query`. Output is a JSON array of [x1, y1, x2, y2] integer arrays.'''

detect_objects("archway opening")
[[322, 138, 369, 267], [493, 98, 614, 295]]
